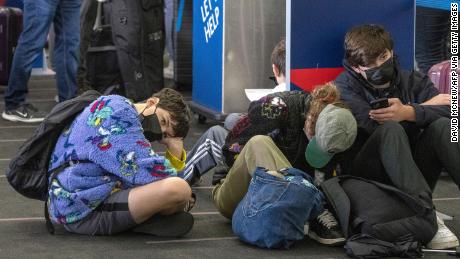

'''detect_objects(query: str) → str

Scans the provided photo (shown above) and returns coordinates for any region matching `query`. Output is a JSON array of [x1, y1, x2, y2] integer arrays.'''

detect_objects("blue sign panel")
[[417, 0, 458, 10], [290, 0, 414, 91], [193, 0, 223, 112]]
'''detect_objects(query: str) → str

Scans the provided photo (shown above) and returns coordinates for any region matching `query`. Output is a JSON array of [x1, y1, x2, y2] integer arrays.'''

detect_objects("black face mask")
[[364, 58, 395, 86], [139, 110, 163, 142]]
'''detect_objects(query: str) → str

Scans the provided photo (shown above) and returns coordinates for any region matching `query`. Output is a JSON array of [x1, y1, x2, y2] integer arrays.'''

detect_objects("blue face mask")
[[139, 107, 163, 142]]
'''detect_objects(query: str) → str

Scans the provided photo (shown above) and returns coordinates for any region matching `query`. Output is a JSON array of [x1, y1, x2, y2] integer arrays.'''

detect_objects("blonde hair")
[[305, 82, 345, 139]]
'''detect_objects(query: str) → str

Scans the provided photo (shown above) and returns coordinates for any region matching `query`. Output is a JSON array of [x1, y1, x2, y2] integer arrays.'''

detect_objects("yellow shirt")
[[165, 149, 187, 171]]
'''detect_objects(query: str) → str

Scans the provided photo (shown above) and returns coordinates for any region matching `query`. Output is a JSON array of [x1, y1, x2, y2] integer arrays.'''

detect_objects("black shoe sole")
[[132, 211, 194, 237]]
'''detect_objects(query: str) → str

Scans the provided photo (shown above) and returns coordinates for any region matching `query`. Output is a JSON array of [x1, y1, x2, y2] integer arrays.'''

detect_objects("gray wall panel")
[[222, 0, 286, 113]]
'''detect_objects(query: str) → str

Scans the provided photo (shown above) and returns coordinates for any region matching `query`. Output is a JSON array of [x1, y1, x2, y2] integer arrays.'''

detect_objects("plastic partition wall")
[[192, 0, 286, 120], [287, 0, 415, 92]]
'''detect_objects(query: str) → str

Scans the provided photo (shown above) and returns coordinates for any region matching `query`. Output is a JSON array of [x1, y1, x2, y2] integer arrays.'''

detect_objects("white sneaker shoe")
[[427, 216, 459, 249]]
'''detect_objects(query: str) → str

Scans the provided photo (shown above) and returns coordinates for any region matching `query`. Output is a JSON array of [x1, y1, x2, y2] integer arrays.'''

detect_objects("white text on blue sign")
[[201, 0, 220, 43]]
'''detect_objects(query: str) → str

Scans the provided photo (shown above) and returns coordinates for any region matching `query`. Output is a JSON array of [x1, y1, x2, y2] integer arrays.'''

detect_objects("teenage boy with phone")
[[334, 24, 459, 249]]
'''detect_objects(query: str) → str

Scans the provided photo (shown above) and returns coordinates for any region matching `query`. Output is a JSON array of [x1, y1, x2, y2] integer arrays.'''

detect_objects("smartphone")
[[370, 98, 389, 110]]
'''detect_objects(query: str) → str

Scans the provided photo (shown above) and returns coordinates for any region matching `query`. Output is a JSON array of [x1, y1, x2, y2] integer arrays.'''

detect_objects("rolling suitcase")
[[173, 0, 192, 89], [0, 7, 22, 85], [428, 60, 460, 94]]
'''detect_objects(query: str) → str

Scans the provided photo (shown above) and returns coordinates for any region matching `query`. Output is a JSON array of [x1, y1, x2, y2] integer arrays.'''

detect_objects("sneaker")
[[132, 211, 194, 237], [2, 103, 46, 123], [308, 209, 346, 246], [427, 216, 459, 249]]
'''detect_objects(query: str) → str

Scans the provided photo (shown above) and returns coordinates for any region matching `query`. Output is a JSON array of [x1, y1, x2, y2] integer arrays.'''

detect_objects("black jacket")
[[222, 91, 313, 174], [335, 58, 450, 137]]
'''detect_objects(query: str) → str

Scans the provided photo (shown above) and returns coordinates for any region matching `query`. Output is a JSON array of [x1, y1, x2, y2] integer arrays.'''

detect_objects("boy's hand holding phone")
[[369, 98, 415, 123]]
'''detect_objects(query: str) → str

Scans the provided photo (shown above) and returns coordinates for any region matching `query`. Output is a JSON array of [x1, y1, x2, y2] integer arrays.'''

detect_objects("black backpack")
[[5, 91, 101, 232], [85, 1, 125, 96], [321, 176, 437, 253]]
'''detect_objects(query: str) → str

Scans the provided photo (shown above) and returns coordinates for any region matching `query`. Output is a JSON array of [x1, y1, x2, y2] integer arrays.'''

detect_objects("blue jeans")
[[4, 0, 80, 110], [232, 167, 324, 249]]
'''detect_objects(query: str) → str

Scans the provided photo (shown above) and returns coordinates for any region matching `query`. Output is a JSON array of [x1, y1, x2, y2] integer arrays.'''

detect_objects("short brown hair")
[[271, 39, 286, 76], [152, 88, 191, 138], [344, 24, 394, 67]]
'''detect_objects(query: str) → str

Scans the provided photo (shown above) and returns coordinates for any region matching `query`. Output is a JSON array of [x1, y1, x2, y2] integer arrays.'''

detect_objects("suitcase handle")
[[93, 0, 107, 31]]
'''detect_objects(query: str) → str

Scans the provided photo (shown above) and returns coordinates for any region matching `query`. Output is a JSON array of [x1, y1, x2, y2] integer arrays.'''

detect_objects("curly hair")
[[304, 82, 347, 139]]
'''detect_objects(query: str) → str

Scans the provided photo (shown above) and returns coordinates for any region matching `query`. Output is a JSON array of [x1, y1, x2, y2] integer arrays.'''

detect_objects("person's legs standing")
[[212, 135, 292, 219], [53, 0, 80, 102], [76, 0, 97, 93], [48, 24, 56, 71], [2, 0, 56, 122]]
